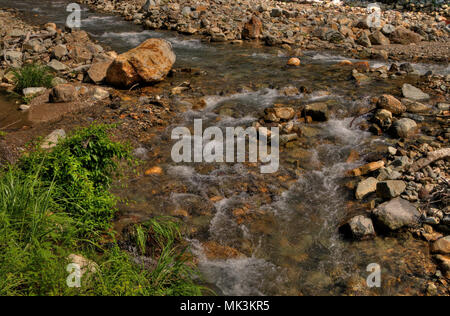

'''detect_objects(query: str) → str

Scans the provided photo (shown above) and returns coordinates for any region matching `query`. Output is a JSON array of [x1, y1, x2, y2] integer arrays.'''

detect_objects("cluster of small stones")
[[0, 9, 116, 109], [78, 0, 449, 61], [342, 71, 449, 282], [246, 56, 449, 284]]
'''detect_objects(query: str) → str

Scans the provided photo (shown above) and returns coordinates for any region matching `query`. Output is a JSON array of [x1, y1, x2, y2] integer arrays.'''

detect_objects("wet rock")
[[355, 177, 378, 200], [349, 161, 385, 177], [402, 84, 430, 101], [377, 95, 406, 115], [352, 70, 370, 84], [347, 215, 376, 240], [280, 133, 299, 145], [106, 38, 176, 87], [399, 63, 415, 74], [242, 15, 262, 40], [202, 241, 244, 260], [401, 99, 432, 113], [287, 57, 301, 66], [377, 180, 406, 199], [392, 118, 418, 138], [145, 166, 163, 175], [279, 86, 299, 96], [373, 109, 393, 131], [434, 254, 450, 279], [431, 236, 450, 255], [274, 107, 295, 120], [304, 103, 329, 121], [391, 27, 422, 44], [41, 129, 66, 149], [47, 59, 69, 72], [372, 197, 420, 231], [50, 84, 78, 103]]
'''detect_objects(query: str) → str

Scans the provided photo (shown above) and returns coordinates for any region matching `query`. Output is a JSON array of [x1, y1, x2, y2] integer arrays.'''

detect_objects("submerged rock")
[[304, 103, 329, 121], [106, 38, 176, 87], [392, 118, 418, 138], [431, 236, 450, 255], [372, 197, 420, 231], [402, 84, 430, 101], [347, 215, 376, 240], [377, 95, 406, 115], [349, 161, 385, 177]]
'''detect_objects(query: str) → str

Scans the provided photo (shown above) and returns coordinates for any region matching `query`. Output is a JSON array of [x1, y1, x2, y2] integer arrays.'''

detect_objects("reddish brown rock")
[[390, 27, 422, 45], [242, 15, 262, 39], [106, 38, 176, 87], [377, 94, 406, 115]]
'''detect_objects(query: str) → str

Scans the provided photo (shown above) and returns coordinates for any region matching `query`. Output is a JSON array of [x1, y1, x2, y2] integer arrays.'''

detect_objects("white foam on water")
[[203, 88, 279, 112], [166, 37, 204, 49], [190, 240, 282, 296], [82, 15, 117, 25], [97, 30, 162, 47], [321, 118, 371, 145]]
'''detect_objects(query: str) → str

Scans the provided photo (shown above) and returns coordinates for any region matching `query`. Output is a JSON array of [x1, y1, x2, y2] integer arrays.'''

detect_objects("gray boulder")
[[402, 84, 430, 101], [372, 197, 420, 230], [392, 118, 417, 138], [348, 215, 376, 240]]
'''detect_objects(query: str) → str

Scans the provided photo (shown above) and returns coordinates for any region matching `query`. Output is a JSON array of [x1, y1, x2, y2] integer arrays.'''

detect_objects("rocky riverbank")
[[77, 0, 449, 63]]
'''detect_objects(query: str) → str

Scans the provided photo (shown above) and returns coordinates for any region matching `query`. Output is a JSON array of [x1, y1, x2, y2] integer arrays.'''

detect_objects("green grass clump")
[[19, 124, 132, 238], [12, 63, 54, 93], [0, 124, 205, 296]]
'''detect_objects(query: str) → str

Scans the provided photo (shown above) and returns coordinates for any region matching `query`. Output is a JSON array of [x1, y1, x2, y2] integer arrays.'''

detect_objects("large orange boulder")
[[106, 38, 176, 87]]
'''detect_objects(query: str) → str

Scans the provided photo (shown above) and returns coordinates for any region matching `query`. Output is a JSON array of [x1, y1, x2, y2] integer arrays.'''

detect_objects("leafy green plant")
[[0, 125, 206, 296], [12, 63, 54, 93], [19, 124, 132, 237]]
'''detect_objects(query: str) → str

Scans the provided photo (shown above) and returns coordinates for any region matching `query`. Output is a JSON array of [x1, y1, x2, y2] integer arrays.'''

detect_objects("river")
[[0, 0, 446, 295]]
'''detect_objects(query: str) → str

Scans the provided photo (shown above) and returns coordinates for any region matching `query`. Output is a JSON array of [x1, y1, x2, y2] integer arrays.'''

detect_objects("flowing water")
[[2, 0, 446, 295]]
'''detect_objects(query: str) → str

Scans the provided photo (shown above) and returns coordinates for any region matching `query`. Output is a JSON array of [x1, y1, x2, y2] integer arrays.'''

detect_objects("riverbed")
[[1, 0, 447, 295]]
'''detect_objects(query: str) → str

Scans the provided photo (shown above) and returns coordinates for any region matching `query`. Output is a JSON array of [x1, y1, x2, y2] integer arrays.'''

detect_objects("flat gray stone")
[[402, 84, 430, 101], [372, 197, 420, 230]]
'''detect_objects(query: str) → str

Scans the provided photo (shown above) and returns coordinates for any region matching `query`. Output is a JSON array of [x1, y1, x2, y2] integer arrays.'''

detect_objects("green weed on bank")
[[0, 124, 205, 296]]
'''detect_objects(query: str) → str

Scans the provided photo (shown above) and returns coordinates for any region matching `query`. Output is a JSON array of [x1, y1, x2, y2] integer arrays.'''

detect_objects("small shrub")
[[0, 125, 206, 296], [12, 63, 54, 93], [19, 124, 133, 237]]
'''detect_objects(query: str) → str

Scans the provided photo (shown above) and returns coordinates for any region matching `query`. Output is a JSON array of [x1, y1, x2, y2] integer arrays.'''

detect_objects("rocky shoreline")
[[77, 0, 449, 63], [0, 2, 449, 295]]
